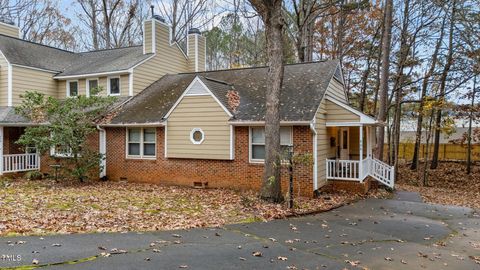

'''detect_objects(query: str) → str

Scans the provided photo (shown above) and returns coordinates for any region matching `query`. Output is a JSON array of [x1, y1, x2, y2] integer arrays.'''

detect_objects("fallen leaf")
[[252, 251, 262, 257]]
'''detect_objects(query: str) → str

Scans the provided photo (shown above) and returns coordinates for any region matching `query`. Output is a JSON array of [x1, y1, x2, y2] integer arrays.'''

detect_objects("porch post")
[[0, 126, 3, 174], [366, 126, 372, 157], [359, 125, 363, 180]]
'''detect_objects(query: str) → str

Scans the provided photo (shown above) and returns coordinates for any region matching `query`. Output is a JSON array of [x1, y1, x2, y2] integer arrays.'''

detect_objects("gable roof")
[[108, 60, 342, 125], [0, 34, 153, 76]]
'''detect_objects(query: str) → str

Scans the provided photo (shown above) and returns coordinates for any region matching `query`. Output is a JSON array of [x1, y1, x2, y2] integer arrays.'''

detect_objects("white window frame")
[[126, 127, 157, 159], [248, 126, 293, 163], [86, 78, 99, 97], [66, 80, 79, 97], [190, 128, 205, 144], [107, 76, 121, 96], [50, 145, 74, 158]]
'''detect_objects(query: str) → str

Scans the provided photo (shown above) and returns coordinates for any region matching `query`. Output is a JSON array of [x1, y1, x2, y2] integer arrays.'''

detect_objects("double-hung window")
[[250, 126, 293, 162], [67, 80, 78, 97], [127, 128, 156, 158], [108, 77, 120, 95], [87, 79, 99, 96]]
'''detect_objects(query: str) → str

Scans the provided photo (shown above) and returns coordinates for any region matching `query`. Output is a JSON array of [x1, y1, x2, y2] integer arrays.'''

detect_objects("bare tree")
[[431, 0, 457, 169], [375, 0, 393, 160], [154, 0, 215, 42], [248, 0, 284, 202]]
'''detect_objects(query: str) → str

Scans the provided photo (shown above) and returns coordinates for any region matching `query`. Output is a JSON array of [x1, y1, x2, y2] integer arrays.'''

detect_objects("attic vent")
[[185, 80, 208, 96]]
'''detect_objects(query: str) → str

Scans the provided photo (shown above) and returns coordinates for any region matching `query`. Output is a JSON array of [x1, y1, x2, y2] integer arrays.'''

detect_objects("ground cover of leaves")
[[397, 161, 480, 209], [0, 179, 388, 236]]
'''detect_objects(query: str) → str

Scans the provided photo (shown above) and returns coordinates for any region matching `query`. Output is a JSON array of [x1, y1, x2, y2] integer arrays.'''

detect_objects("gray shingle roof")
[[109, 60, 342, 124], [0, 34, 153, 76]]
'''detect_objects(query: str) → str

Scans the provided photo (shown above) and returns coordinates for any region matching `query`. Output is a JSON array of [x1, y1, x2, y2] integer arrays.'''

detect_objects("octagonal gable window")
[[190, 128, 205, 144]]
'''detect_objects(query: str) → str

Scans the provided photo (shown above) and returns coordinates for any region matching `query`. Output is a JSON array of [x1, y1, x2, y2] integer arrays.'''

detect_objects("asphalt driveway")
[[1, 192, 479, 269]]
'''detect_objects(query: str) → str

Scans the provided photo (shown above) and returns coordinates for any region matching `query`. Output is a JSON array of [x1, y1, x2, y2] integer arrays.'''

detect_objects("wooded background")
[[1, 0, 479, 177]]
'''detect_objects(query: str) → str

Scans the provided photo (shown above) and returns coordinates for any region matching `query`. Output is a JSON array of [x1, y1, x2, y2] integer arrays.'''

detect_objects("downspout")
[[309, 122, 318, 191], [96, 125, 106, 178]]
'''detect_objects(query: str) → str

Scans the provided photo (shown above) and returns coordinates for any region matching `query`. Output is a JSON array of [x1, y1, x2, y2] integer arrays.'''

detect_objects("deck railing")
[[326, 157, 395, 188], [3, 153, 40, 173]]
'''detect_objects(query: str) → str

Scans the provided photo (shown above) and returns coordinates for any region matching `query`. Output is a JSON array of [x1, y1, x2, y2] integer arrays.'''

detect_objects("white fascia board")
[[128, 69, 134, 96], [7, 64, 12, 106], [54, 70, 130, 79], [10, 64, 59, 74], [99, 122, 165, 127], [229, 121, 311, 126], [164, 76, 233, 119]]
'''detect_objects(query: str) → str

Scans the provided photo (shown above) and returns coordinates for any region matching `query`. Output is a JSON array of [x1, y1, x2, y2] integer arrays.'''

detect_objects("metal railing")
[[3, 153, 40, 173]]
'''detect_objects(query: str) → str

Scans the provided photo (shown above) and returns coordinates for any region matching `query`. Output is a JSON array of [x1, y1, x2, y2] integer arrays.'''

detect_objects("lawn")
[[0, 178, 387, 236], [397, 161, 480, 209]]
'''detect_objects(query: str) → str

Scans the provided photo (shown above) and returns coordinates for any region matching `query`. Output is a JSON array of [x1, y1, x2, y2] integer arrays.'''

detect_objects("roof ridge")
[[178, 60, 337, 75], [202, 76, 233, 86], [79, 45, 143, 54], [0, 33, 75, 54]]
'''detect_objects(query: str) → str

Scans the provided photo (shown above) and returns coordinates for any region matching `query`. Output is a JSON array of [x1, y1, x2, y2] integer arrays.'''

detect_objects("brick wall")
[[105, 126, 315, 197]]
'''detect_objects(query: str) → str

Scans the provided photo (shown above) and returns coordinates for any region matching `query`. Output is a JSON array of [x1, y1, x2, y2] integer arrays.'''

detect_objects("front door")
[[339, 127, 349, 160]]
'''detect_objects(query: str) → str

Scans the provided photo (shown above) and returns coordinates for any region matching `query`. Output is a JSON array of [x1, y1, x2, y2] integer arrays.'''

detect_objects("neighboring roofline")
[[163, 76, 233, 119], [54, 69, 131, 79], [10, 63, 59, 74], [229, 120, 311, 126]]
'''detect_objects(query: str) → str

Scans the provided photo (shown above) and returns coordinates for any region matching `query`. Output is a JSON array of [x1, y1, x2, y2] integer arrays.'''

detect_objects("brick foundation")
[[105, 126, 315, 197], [326, 178, 373, 194]]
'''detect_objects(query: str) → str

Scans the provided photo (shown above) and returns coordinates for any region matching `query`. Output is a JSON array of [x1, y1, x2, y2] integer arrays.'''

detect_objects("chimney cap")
[[188, 28, 201, 35], [152, 14, 166, 23]]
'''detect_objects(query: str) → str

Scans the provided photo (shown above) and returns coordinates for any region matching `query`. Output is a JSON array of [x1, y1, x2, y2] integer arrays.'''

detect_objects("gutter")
[[96, 125, 107, 178], [229, 120, 311, 126], [309, 121, 318, 191], [99, 122, 165, 127]]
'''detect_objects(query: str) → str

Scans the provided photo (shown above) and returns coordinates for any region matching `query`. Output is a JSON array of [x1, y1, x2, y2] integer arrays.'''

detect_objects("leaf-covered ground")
[[397, 161, 480, 209], [0, 179, 388, 236]]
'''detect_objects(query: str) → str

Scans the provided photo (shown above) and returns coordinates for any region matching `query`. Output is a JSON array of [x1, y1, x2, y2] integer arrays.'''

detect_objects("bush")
[[25, 170, 43, 180]]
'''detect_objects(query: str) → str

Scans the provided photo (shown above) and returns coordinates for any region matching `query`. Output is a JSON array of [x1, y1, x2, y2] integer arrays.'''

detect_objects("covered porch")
[[323, 98, 394, 188], [0, 126, 40, 174]]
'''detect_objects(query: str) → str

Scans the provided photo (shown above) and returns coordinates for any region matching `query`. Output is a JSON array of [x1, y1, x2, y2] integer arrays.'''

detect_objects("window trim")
[[86, 78, 99, 97], [107, 76, 121, 96], [190, 128, 205, 144], [66, 80, 79, 97], [125, 127, 157, 159], [248, 126, 293, 164], [50, 145, 74, 158]]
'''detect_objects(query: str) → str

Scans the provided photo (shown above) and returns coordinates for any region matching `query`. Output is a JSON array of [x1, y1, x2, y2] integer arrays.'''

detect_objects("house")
[[0, 15, 205, 173], [97, 61, 394, 196]]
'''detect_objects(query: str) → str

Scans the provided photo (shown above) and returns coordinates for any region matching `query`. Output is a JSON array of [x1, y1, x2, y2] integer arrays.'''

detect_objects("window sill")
[[125, 156, 157, 160], [108, 93, 121, 96]]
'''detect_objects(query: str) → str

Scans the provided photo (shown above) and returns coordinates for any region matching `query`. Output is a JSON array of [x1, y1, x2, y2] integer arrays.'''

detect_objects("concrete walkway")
[[1, 193, 479, 269]]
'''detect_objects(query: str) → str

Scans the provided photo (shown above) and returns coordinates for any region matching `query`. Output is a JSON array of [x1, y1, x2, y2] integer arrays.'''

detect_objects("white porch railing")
[[3, 153, 40, 173], [326, 157, 395, 188]]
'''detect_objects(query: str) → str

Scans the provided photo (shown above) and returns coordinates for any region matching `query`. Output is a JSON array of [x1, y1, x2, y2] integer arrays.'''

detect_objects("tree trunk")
[[467, 75, 476, 174], [431, 0, 456, 169], [375, 0, 393, 161], [410, 17, 446, 170], [249, 0, 284, 202]]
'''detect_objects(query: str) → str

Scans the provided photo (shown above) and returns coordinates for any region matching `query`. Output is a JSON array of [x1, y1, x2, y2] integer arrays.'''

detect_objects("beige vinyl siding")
[[0, 53, 8, 106], [133, 22, 188, 95], [0, 23, 19, 38], [325, 100, 360, 122], [197, 36, 206, 72], [315, 100, 328, 188], [143, 20, 153, 54], [187, 35, 196, 71], [325, 79, 347, 102], [57, 74, 129, 98], [167, 95, 231, 160], [11, 66, 58, 105]]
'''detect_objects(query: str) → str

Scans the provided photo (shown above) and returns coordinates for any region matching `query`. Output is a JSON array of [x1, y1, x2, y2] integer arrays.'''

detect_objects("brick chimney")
[[187, 28, 206, 72], [0, 19, 20, 38]]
